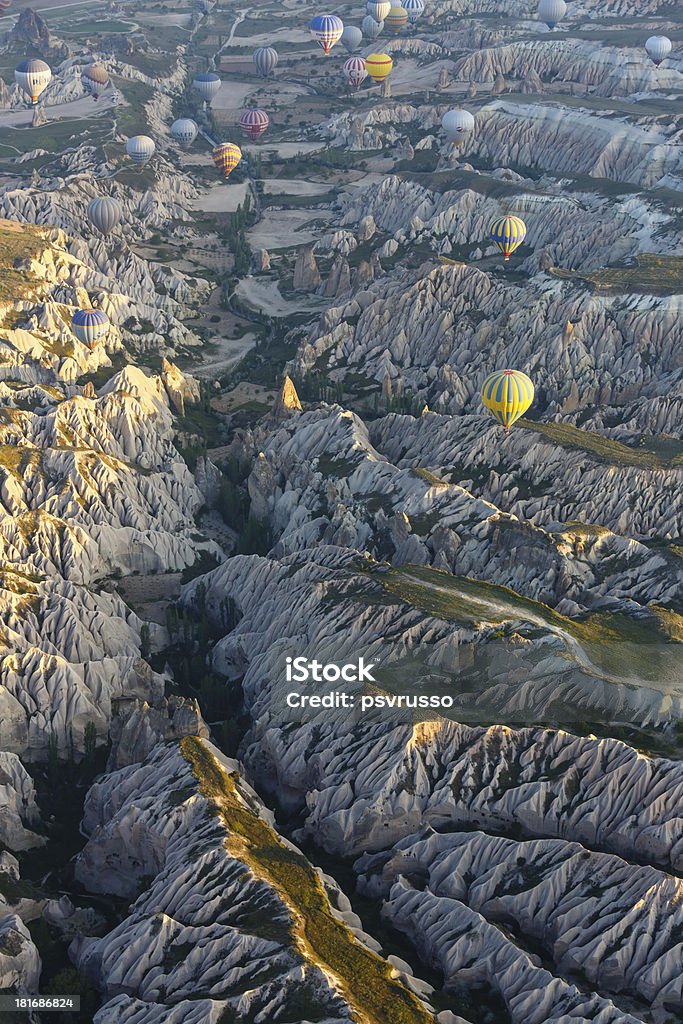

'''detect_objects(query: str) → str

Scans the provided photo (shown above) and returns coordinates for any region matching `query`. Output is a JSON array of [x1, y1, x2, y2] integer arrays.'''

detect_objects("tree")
[[140, 623, 151, 660], [84, 721, 97, 762]]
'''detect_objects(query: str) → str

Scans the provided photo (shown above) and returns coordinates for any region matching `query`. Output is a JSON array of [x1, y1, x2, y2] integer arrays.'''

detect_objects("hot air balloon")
[[385, 5, 408, 32], [365, 52, 393, 83], [362, 14, 383, 39], [192, 71, 221, 103], [489, 215, 527, 262], [343, 56, 367, 89], [442, 108, 475, 145], [402, 0, 424, 24], [15, 59, 52, 105], [253, 46, 278, 77], [341, 25, 363, 52], [212, 142, 242, 178], [0, 0, 14, 14], [309, 14, 344, 55], [239, 108, 269, 139], [126, 135, 155, 165], [71, 308, 110, 349], [538, 0, 566, 28], [367, 0, 390, 20], [86, 197, 122, 236], [171, 118, 198, 146], [81, 63, 109, 100], [481, 369, 534, 432], [645, 35, 672, 65]]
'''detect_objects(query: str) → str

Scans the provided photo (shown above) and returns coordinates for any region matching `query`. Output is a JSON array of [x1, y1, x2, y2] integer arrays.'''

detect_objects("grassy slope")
[[181, 737, 434, 1024], [0, 222, 46, 306], [518, 419, 683, 468]]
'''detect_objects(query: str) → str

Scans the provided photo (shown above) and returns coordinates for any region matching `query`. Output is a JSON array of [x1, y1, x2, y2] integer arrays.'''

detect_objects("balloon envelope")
[[0, 0, 14, 13], [192, 71, 221, 102], [15, 58, 51, 104], [385, 5, 408, 32], [71, 308, 109, 348], [341, 25, 363, 52], [171, 118, 198, 146], [645, 35, 672, 64], [253, 46, 278, 76], [402, 0, 424, 23], [212, 142, 242, 178], [309, 14, 344, 54], [365, 52, 393, 82], [239, 108, 269, 139], [362, 14, 383, 38], [489, 215, 527, 261], [343, 56, 367, 88], [126, 134, 155, 165], [442, 108, 475, 142], [81, 64, 109, 100], [87, 196, 122, 235], [367, 0, 390, 20], [538, 0, 566, 28], [481, 370, 534, 431]]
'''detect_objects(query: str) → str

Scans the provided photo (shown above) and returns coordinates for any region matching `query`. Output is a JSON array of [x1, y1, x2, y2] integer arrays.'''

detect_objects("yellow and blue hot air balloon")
[[489, 215, 527, 262], [71, 308, 110, 349], [481, 370, 534, 432]]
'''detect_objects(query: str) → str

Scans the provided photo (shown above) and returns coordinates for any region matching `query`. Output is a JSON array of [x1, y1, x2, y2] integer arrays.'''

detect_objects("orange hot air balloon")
[[211, 142, 242, 178], [365, 52, 393, 83]]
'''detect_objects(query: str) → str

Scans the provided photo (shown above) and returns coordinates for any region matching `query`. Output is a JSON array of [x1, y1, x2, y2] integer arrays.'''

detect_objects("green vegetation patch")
[[0, 222, 45, 305], [550, 254, 683, 296], [181, 737, 434, 1024], [519, 420, 683, 468], [372, 564, 683, 660]]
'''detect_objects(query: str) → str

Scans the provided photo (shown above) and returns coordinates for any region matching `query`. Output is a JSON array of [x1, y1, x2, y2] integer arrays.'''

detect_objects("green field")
[[519, 419, 683, 467], [0, 222, 46, 305], [550, 254, 683, 296]]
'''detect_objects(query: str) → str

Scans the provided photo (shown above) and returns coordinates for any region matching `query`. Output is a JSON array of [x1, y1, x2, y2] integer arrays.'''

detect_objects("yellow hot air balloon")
[[489, 215, 527, 262], [212, 142, 242, 178], [365, 52, 393, 83], [481, 369, 534, 432], [385, 4, 408, 31]]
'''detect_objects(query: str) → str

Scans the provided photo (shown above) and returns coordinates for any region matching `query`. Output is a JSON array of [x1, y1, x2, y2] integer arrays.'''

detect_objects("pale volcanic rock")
[[0, 752, 43, 851], [293, 245, 322, 291], [358, 829, 683, 1013], [0, 915, 41, 995], [107, 697, 210, 769], [72, 741, 421, 1023]]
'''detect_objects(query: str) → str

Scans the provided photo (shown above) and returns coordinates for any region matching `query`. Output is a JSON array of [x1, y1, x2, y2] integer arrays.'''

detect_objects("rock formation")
[[293, 245, 321, 291]]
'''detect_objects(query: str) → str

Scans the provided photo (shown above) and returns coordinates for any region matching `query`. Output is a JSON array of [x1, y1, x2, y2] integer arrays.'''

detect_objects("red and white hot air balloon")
[[343, 56, 367, 89], [239, 108, 270, 140]]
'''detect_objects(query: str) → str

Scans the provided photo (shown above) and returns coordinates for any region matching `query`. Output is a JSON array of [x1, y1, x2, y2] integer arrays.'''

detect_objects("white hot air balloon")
[[645, 35, 672, 65], [367, 0, 391, 20], [15, 58, 52, 105], [362, 14, 383, 39], [171, 118, 198, 147], [126, 134, 155, 165], [538, 0, 566, 28], [442, 108, 475, 145], [341, 25, 363, 52], [192, 71, 221, 103], [87, 196, 123, 236]]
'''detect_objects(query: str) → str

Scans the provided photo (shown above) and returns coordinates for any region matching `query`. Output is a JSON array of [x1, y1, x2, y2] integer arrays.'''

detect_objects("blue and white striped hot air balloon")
[[309, 14, 344, 55], [71, 308, 110, 349], [402, 0, 424, 24]]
